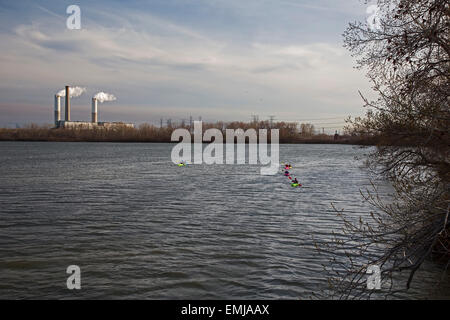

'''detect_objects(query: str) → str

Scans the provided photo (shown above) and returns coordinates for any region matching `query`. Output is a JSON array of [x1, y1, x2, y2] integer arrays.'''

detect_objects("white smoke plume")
[[57, 86, 86, 98], [94, 92, 117, 103]]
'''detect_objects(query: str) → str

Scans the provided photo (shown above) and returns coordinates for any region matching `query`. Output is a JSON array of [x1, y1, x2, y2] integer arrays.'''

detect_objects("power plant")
[[54, 85, 134, 129]]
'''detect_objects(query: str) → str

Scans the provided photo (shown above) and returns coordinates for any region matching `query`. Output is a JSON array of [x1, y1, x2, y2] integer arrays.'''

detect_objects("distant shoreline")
[[0, 139, 369, 145], [0, 125, 376, 145]]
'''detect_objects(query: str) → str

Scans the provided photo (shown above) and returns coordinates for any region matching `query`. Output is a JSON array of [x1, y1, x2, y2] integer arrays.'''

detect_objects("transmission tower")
[[269, 115, 275, 128]]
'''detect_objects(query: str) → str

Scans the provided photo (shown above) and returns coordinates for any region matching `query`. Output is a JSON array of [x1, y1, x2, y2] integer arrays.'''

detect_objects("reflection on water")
[[0, 142, 447, 299]]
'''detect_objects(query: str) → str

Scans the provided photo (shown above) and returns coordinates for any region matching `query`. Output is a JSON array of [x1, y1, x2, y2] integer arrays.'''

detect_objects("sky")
[[0, 0, 376, 130]]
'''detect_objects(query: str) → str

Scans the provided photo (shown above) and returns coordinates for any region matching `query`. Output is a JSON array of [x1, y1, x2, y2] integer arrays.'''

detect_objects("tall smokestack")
[[92, 98, 98, 123], [54, 95, 61, 125], [65, 85, 70, 121]]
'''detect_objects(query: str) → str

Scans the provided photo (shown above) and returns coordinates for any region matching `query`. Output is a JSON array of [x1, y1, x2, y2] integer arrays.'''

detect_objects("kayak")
[[178, 163, 186, 167], [291, 183, 301, 187], [284, 173, 290, 176]]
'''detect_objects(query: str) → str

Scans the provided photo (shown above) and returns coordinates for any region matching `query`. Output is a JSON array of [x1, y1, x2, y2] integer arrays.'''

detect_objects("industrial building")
[[54, 86, 134, 129]]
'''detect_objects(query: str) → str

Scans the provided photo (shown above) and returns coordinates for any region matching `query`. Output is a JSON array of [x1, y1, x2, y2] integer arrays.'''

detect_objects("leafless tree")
[[300, 123, 316, 136], [319, 0, 449, 299]]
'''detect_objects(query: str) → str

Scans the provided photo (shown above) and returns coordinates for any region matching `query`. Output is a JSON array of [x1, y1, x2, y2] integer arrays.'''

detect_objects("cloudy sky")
[[0, 0, 376, 129]]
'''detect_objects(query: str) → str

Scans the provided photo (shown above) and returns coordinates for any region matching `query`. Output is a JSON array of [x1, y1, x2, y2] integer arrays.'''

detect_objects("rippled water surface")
[[0, 142, 447, 299]]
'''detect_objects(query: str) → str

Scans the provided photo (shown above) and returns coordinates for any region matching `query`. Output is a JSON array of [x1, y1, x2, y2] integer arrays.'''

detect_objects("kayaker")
[[292, 178, 299, 185]]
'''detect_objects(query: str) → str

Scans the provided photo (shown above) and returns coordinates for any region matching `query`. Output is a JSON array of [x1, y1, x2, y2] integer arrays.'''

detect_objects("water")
[[0, 142, 447, 299]]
